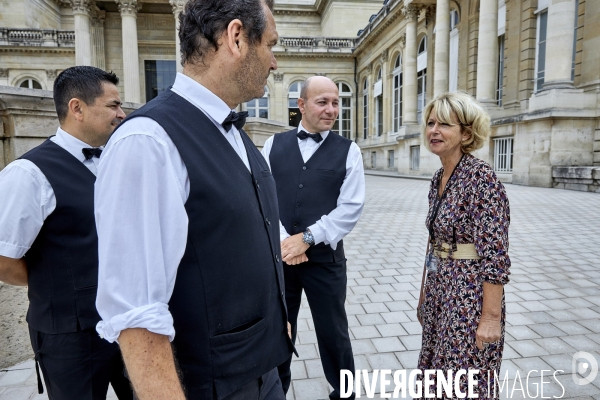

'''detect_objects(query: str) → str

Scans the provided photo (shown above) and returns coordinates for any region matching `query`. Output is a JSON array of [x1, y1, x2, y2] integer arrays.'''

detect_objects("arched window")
[[362, 78, 368, 140], [245, 86, 269, 119], [393, 55, 403, 132], [333, 82, 352, 139], [375, 68, 383, 137], [288, 81, 302, 127], [449, 10, 459, 92], [417, 36, 427, 123], [19, 78, 42, 90]]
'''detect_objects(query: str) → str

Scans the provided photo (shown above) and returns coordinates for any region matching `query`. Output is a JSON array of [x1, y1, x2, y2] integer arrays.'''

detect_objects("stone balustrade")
[[0, 28, 75, 47], [279, 37, 355, 49]]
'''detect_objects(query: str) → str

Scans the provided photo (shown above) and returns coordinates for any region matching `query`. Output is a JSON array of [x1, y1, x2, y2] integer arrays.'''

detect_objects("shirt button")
[[293, 223, 298, 228], [296, 203, 301, 208], [302, 166, 307, 170], [299, 184, 303, 188]]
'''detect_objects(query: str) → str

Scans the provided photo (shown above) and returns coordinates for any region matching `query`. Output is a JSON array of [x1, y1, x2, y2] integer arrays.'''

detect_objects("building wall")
[[0, 0, 61, 30]]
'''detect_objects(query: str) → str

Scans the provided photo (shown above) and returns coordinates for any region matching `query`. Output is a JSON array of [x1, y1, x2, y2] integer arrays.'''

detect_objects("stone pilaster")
[[543, 0, 576, 89], [0, 69, 8, 86], [169, 0, 186, 73], [116, 0, 142, 103], [402, 5, 420, 125], [433, 0, 450, 97], [475, 0, 499, 105], [70, 0, 94, 66], [91, 8, 106, 70]]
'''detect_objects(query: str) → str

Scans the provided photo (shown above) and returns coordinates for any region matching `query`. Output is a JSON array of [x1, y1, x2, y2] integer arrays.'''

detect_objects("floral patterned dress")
[[417, 154, 511, 399]]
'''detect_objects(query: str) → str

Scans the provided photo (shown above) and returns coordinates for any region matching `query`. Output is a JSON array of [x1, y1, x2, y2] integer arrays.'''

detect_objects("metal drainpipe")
[[354, 57, 358, 143]]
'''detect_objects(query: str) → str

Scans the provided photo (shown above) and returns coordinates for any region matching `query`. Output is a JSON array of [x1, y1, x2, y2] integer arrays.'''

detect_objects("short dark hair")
[[53, 66, 119, 123], [179, 0, 274, 66]]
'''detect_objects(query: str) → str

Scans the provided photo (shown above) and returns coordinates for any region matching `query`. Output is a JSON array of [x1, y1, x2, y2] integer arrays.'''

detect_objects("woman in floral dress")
[[416, 92, 510, 399]]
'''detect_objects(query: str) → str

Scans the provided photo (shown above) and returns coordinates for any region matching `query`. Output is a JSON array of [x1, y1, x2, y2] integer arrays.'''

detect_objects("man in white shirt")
[[94, 1, 293, 399], [261, 76, 365, 400], [0, 66, 131, 400]]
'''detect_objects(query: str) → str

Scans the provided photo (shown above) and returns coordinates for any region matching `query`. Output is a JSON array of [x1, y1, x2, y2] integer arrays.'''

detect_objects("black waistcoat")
[[269, 129, 352, 263], [120, 90, 291, 400], [20, 140, 100, 334]]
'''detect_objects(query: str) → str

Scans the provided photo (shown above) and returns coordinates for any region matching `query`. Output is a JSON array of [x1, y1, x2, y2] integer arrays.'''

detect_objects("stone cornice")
[[0, 47, 75, 54], [115, 0, 142, 17]]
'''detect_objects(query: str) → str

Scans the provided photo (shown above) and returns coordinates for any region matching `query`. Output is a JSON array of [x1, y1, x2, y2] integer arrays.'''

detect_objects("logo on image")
[[572, 351, 598, 386]]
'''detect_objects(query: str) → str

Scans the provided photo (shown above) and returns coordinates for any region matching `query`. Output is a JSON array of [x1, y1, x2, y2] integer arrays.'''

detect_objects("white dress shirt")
[[0, 128, 102, 259], [94, 73, 251, 343], [260, 121, 365, 250]]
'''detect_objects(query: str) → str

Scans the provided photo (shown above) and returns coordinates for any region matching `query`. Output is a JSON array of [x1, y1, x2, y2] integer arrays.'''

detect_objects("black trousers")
[[29, 326, 133, 400], [278, 259, 355, 400], [221, 367, 284, 400]]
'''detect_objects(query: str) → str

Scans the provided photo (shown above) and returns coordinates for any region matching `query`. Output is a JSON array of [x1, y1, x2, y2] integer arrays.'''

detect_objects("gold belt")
[[433, 243, 481, 260]]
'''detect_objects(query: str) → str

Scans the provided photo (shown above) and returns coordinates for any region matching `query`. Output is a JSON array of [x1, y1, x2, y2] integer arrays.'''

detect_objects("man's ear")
[[224, 19, 244, 58], [68, 98, 85, 122], [297, 97, 306, 114]]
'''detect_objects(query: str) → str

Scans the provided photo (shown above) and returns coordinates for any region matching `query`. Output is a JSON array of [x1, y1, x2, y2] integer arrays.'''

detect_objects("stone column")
[[116, 0, 141, 103], [543, 0, 576, 89], [91, 9, 106, 70], [169, 0, 186, 73], [433, 0, 450, 96], [475, 0, 499, 105], [70, 0, 94, 66], [402, 5, 419, 125]]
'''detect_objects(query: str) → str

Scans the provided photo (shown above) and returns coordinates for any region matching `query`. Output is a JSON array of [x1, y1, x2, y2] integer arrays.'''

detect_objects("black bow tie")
[[82, 147, 102, 160], [222, 111, 248, 131], [297, 130, 323, 143]]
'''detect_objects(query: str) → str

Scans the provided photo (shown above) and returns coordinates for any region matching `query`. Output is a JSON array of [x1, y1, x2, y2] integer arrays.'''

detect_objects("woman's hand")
[[476, 316, 501, 350]]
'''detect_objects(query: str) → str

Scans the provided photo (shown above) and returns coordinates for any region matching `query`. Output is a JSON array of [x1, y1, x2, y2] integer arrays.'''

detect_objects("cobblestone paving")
[[1, 175, 599, 399]]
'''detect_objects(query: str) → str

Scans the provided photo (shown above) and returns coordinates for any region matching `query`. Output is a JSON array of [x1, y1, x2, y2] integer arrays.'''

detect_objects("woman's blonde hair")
[[421, 91, 491, 154]]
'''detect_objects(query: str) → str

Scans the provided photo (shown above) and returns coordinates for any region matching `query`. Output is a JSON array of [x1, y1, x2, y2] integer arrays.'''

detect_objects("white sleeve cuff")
[[308, 222, 336, 250], [96, 302, 175, 343], [0, 241, 29, 259]]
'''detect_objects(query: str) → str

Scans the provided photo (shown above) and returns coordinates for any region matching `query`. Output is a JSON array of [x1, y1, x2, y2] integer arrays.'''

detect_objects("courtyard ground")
[[1, 174, 599, 399]]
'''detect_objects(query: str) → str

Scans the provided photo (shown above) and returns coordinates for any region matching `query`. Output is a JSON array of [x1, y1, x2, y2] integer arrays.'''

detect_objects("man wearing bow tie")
[[0, 66, 131, 399], [261, 76, 365, 400], [94, 1, 293, 399]]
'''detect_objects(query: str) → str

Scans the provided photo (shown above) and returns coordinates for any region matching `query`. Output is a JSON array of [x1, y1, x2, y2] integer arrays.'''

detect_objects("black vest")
[[119, 91, 291, 400], [269, 129, 351, 263], [20, 140, 100, 334]]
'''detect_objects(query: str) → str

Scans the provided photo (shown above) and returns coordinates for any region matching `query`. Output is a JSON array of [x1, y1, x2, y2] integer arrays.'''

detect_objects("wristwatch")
[[302, 229, 315, 246]]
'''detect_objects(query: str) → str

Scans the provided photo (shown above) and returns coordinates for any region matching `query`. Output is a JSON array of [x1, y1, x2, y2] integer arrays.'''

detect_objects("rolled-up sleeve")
[[472, 167, 511, 285], [95, 121, 189, 343]]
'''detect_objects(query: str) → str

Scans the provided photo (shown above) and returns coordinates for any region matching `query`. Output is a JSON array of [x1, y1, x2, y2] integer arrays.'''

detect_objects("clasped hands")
[[281, 233, 310, 265]]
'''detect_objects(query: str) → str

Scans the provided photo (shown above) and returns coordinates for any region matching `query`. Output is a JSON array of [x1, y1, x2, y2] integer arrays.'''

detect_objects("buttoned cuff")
[[307, 223, 336, 250], [96, 302, 175, 343]]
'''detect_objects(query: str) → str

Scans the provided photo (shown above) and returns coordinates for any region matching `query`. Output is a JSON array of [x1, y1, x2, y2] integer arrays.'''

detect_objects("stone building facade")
[[1, 0, 599, 191]]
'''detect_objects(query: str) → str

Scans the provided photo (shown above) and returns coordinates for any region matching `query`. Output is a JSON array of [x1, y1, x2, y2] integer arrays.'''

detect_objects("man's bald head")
[[300, 76, 337, 100], [297, 76, 340, 133]]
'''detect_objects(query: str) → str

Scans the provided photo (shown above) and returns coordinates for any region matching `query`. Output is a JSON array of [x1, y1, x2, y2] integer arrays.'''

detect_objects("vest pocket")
[[210, 317, 266, 347], [315, 169, 337, 178]]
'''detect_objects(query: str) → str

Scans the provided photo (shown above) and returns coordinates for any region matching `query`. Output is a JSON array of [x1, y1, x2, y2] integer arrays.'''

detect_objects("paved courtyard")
[[1, 174, 599, 399]]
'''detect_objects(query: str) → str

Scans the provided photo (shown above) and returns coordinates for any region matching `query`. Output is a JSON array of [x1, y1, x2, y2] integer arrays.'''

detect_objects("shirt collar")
[[54, 127, 101, 163], [297, 121, 330, 141], [170, 72, 235, 128]]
